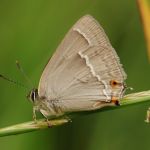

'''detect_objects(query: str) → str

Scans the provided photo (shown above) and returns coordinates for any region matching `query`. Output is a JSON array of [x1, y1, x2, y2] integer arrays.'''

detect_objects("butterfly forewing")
[[38, 15, 127, 113]]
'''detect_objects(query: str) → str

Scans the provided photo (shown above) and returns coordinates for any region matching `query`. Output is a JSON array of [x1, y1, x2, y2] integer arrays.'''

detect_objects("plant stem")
[[0, 119, 69, 137], [0, 90, 150, 137]]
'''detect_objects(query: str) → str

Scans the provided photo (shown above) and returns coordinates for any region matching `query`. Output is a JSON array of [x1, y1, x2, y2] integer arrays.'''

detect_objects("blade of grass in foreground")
[[0, 90, 150, 137], [137, 0, 150, 61]]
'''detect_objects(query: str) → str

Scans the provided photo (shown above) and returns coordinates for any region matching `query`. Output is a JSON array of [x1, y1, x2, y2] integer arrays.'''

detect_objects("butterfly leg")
[[41, 113, 51, 127], [33, 107, 37, 123], [45, 118, 51, 128]]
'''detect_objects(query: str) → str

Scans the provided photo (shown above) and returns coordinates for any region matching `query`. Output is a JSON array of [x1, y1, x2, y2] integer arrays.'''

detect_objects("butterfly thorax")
[[27, 88, 64, 118]]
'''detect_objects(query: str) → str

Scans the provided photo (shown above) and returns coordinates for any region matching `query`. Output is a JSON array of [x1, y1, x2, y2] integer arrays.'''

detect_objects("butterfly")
[[27, 15, 127, 121]]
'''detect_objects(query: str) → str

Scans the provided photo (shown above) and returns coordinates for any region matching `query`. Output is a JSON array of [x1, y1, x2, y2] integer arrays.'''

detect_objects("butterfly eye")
[[31, 91, 35, 102], [27, 89, 38, 102]]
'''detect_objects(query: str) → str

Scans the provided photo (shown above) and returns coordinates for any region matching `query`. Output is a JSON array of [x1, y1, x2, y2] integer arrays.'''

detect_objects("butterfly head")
[[27, 88, 39, 103]]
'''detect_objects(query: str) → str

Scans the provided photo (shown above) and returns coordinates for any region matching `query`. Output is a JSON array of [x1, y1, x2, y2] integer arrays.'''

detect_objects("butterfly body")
[[28, 15, 127, 120]]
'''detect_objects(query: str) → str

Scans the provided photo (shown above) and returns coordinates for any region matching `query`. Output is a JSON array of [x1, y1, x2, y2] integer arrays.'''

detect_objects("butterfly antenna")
[[0, 74, 28, 89], [16, 60, 33, 89]]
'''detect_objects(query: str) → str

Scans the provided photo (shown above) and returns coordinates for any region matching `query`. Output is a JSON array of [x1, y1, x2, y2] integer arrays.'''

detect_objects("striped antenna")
[[0, 74, 28, 89], [16, 60, 33, 89]]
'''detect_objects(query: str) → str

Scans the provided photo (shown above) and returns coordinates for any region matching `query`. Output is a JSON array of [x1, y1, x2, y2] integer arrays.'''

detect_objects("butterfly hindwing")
[[38, 15, 127, 113]]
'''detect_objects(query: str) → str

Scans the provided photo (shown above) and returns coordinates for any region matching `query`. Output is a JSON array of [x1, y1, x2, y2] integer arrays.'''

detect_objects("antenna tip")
[[16, 60, 19, 64], [16, 60, 21, 69]]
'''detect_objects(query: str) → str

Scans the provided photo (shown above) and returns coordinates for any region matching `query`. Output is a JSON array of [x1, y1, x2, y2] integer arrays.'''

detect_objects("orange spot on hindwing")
[[110, 80, 122, 88], [111, 96, 120, 106]]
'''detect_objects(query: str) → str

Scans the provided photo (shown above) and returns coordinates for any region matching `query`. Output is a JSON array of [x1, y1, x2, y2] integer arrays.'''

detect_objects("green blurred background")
[[0, 0, 150, 150]]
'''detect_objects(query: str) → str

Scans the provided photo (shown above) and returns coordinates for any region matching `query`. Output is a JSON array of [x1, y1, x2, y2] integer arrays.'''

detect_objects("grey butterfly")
[[27, 15, 127, 120]]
